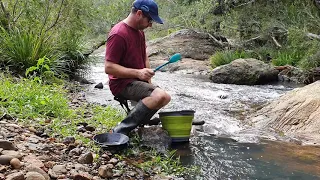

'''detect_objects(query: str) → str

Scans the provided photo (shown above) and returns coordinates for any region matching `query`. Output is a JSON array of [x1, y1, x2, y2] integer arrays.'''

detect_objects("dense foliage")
[[1, 0, 319, 76]]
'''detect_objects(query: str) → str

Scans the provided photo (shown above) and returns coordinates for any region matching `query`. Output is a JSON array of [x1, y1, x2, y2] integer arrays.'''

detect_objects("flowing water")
[[85, 47, 320, 180]]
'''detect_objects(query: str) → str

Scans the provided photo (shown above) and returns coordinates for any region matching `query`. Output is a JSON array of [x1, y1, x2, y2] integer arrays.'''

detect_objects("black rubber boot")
[[139, 109, 160, 127], [112, 101, 157, 135]]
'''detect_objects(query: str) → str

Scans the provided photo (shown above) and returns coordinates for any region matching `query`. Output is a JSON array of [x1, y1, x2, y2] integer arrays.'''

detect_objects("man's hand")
[[137, 68, 155, 81]]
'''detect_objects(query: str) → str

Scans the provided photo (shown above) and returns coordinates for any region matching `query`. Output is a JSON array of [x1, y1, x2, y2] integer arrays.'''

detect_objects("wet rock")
[[108, 158, 118, 165], [66, 144, 76, 152], [25, 172, 46, 180], [63, 136, 75, 144], [0, 155, 14, 165], [138, 127, 171, 153], [0, 140, 17, 150], [78, 152, 93, 164], [69, 147, 82, 156], [249, 81, 320, 145], [94, 83, 103, 89], [10, 158, 21, 169], [77, 127, 87, 133], [84, 125, 95, 132], [77, 122, 88, 127], [101, 153, 110, 161], [26, 165, 50, 180], [192, 120, 205, 126], [73, 75, 94, 85], [218, 94, 228, 99], [277, 65, 311, 84], [6, 172, 24, 180], [98, 165, 113, 178], [210, 58, 278, 85]]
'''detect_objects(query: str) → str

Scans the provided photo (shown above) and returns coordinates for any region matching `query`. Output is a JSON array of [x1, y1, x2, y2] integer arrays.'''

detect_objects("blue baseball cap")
[[133, 0, 163, 24]]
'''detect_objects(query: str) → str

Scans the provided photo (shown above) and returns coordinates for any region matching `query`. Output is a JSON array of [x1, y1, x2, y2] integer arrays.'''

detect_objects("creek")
[[85, 47, 320, 180]]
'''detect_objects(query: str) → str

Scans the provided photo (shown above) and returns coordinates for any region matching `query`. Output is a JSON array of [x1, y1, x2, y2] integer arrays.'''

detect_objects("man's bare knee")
[[150, 88, 170, 106]]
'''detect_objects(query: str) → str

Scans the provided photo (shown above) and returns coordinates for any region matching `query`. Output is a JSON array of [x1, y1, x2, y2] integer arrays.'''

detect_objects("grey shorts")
[[119, 81, 158, 102]]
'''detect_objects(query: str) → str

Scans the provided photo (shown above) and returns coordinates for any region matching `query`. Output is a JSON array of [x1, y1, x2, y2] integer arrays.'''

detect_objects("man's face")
[[137, 10, 153, 30]]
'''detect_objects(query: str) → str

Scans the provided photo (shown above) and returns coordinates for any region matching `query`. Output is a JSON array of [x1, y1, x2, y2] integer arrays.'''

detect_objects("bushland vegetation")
[[1, 0, 320, 78]]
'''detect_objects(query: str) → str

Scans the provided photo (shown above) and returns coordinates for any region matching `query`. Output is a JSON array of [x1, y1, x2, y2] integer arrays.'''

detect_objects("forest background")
[[1, 0, 320, 79]]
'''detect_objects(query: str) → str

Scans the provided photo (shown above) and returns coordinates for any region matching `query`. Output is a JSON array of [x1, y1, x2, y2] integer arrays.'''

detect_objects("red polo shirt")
[[105, 21, 147, 96]]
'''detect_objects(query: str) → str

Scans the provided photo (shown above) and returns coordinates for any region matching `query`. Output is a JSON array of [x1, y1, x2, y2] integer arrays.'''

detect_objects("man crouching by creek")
[[104, 0, 171, 135]]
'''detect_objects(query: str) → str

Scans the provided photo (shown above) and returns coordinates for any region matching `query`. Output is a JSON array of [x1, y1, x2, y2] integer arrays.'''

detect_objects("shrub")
[[210, 50, 252, 68], [299, 51, 320, 70], [0, 27, 54, 74]]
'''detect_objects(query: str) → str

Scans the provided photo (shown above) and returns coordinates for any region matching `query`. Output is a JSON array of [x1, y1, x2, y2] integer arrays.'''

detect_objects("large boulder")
[[209, 58, 279, 85], [146, 29, 227, 74], [249, 81, 320, 144], [147, 29, 225, 60]]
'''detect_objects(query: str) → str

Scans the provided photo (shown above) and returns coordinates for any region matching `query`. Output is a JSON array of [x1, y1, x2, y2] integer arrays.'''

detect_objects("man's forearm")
[[105, 61, 139, 78]]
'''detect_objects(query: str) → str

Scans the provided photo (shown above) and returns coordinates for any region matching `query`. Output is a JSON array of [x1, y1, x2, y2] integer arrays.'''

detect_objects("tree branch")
[[12, 0, 18, 17], [0, 0, 10, 23], [234, 0, 256, 8], [315, 0, 320, 10], [244, 35, 261, 43], [307, 33, 320, 40], [271, 36, 282, 48], [11, 0, 24, 27], [207, 33, 225, 47], [0, 0, 6, 15], [45, 0, 65, 33], [40, 0, 51, 35]]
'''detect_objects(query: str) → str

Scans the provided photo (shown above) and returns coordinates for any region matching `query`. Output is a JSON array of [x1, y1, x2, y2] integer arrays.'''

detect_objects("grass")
[[135, 150, 196, 176], [0, 73, 70, 119], [116, 134, 199, 177], [0, 72, 122, 135], [210, 50, 253, 68]]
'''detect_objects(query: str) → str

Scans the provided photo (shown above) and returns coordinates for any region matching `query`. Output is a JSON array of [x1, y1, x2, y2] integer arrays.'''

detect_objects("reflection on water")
[[173, 136, 320, 180]]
